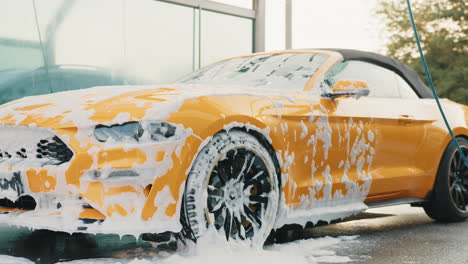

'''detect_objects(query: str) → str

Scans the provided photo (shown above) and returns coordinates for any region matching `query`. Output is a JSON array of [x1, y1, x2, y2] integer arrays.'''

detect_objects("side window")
[[394, 73, 419, 99], [325, 60, 401, 98]]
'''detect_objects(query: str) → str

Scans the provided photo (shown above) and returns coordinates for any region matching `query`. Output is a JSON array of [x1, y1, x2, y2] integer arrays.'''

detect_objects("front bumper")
[[0, 123, 191, 236], [0, 168, 183, 235], [0, 207, 181, 236]]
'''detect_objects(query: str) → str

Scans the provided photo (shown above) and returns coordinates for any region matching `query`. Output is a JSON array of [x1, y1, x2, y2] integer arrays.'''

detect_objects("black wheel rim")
[[449, 147, 468, 212], [207, 148, 272, 240]]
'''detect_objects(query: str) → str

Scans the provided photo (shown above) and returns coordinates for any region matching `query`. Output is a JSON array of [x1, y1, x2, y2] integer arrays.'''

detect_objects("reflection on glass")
[[35, 0, 126, 93], [0, 0, 48, 103], [265, 0, 286, 51], [47, 0, 124, 72], [125, 0, 195, 83], [211, 0, 253, 9], [201, 10, 253, 66], [0, 0, 254, 105]]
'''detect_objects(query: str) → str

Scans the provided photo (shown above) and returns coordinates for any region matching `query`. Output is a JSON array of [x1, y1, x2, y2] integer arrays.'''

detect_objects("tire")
[[182, 130, 279, 245], [424, 137, 468, 222]]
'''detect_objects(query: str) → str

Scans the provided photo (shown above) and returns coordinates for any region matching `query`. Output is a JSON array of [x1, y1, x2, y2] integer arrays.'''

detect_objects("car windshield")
[[178, 53, 329, 91]]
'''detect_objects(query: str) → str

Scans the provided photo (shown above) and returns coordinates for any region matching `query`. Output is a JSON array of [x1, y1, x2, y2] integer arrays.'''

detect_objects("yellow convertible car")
[[0, 49, 467, 245]]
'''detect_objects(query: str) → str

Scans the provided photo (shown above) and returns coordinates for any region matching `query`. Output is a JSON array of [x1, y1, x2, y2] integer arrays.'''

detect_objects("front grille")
[[0, 195, 37, 210], [0, 126, 73, 167], [36, 136, 73, 165]]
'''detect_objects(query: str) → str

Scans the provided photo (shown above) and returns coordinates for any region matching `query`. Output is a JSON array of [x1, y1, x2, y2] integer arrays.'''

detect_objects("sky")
[[264, 0, 384, 52]]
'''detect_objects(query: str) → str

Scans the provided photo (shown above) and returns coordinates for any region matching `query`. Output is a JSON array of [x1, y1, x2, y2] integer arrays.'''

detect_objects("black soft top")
[[320, 48, 433, 98]]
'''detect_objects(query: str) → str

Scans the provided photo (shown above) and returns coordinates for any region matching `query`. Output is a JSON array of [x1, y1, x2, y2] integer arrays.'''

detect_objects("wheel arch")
[[179, 123, 283, 242], [423, 135, 468, 221], [425, 133, 468, 201], [431, 128, 467, 182], [222, 126, 282, 184], [190, 114, 282, 184]]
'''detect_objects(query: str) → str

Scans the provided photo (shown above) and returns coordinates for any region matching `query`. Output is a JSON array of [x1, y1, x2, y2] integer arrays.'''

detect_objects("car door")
[[257, 54, 437, 219], [321, 60, 437, 203]]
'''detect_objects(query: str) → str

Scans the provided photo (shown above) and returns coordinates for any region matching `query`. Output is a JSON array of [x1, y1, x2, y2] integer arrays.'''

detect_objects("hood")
[[0, 84, 299, 129]]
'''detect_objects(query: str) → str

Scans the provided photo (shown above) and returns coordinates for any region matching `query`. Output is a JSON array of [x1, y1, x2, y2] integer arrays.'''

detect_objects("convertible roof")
[[319, 48, 434, 98]]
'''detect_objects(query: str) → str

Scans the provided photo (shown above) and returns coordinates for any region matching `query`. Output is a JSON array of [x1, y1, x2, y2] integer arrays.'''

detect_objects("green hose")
[[406, 0, 468, 166]]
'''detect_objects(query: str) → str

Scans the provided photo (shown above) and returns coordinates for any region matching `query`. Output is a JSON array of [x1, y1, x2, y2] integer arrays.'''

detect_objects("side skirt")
[[365, 197, 426, 209]]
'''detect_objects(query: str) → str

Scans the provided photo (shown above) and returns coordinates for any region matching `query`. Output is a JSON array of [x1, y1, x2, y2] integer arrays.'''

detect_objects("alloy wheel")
[[207, 148, 272, 241], [449, 147, 468, 212]]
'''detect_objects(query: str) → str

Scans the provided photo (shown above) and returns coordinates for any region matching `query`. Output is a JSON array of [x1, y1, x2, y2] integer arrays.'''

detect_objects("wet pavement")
[[0, 205, 467, 264], [303, 205, 468, 264]]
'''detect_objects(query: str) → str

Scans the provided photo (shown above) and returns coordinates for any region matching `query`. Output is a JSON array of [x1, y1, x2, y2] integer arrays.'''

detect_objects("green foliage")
[[377, 0, 467, 104]]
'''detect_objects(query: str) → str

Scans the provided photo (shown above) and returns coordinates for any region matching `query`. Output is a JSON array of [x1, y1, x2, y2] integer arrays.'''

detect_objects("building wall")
[[0, 0, 254, 105]]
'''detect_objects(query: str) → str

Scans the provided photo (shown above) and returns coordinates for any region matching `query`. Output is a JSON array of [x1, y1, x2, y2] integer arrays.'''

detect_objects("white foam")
[[0, 255, 35, 264], [53, 230, 356, 264]]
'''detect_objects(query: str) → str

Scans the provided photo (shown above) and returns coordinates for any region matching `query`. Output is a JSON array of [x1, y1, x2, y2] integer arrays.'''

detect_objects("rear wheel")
[[424, 138, 468, 222], [182, 130, 279, 245]]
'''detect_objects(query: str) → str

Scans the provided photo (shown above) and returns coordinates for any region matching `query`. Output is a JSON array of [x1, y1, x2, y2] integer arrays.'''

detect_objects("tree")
[[377, 0, 467, 104]]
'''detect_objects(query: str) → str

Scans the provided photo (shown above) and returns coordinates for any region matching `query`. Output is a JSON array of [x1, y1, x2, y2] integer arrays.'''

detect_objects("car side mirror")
[[322, 80, 370, 99]]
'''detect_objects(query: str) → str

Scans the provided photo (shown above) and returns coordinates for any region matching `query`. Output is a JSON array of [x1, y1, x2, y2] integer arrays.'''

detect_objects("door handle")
[[398, 114, 415, 125], [399, 114, 413, 119]]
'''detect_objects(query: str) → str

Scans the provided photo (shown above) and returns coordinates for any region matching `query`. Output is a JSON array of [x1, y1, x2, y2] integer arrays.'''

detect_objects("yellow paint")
[[26, 169, 57, 192], [98, 148, 147, 169], [0, 114, 16, 124], [143, 185, 152, 197], [66, 153, 94, 187], [155, 151, 165, 162], [79, 208, 106, 219], [81, 182, 105, 208], [0, 207, 28, 213], [106, 185, 139, 196], [86, 89, 164, 123], [332, 80, 368, 92], [14, 103, 54, 111], [107, 204, 128, 217], [48, 212, 61, 216]]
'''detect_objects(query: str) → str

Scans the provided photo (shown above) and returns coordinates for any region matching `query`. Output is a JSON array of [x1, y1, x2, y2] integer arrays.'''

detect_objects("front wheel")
[[182, 130, 279, 245], [424, 138, 468, 222]]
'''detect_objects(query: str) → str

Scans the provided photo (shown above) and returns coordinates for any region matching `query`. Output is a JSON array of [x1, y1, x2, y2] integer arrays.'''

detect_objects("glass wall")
[[201, 10, 253, 66], [0, 0, 49, 103], [210, 0, 253, 9], [0, 0, 254, 105]]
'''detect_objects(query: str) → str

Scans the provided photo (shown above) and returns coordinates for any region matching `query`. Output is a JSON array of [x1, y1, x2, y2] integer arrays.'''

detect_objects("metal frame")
[[158, 0, 255, 19], [253, 0, 265, 52], [0, 38, 40, 49], [159, 0, 265, 53], [0, 0, 266, 71], [285, 0, 292, 49]]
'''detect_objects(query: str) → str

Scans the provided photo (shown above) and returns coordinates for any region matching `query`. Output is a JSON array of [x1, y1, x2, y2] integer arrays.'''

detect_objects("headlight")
[[94, 121, 177, 143], [94, 122, 144, 142], [148, 122, 176, 141]]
